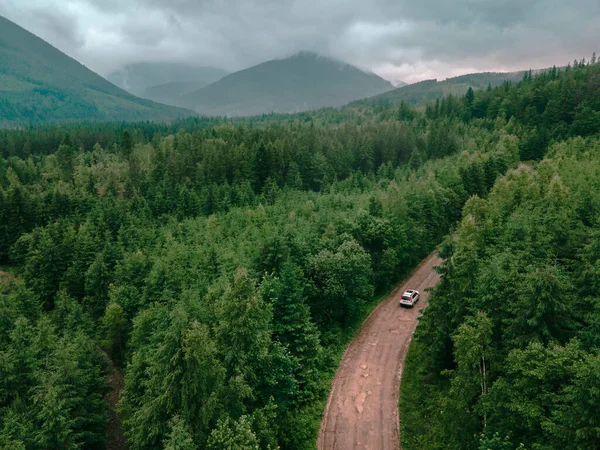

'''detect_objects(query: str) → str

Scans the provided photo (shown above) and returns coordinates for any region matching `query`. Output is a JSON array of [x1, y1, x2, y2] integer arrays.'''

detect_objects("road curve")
[[317, 252, 442, 450]]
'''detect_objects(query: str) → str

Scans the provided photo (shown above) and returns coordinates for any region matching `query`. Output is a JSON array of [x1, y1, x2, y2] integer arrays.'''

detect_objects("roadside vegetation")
[[401, 56, 600, 450]]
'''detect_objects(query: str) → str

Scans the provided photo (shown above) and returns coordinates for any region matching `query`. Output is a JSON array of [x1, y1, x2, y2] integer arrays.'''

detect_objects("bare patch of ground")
[[0, 270, 14, 282], [103, 352, 127, 450]]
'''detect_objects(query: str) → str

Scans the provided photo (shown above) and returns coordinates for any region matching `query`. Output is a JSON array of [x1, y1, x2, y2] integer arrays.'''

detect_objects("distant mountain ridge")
[[0, 15, 194, 127], [106, 62, 229, 96], [139, 81, 210, 107], [181, 52, 394, 116], [352, 71, 528, 107]]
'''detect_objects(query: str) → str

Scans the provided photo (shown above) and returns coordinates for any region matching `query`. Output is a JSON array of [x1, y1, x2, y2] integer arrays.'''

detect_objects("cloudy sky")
[[1, 0, 598, 84]]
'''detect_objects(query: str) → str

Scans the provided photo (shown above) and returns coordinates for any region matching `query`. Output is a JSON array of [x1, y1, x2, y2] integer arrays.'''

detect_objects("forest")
[[1, 57, 599, 449], [402, 58, 600, 449]]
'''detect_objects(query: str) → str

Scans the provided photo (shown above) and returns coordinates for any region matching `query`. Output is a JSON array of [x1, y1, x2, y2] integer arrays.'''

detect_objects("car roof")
[[403, 289, 416, 294]]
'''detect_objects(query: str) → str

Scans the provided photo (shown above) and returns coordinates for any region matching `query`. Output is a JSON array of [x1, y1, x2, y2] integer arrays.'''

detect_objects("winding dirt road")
[[317, 252, 442, 450]]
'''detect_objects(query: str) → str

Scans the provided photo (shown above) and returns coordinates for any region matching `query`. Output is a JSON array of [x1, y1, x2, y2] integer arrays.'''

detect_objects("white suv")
[[399, 289, 420, 307]]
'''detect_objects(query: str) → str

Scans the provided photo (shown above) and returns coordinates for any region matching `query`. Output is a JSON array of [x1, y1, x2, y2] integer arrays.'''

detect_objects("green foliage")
[[439, 58, 600, 159], [402, 133, 600, 449], [215, 268, 273, 391], [307, 239, 373, 327], [100, 302, 128, 367], [0, 111, 515, 447], [206, 416, 259, 450], [478, 432, 526, 450], [163, 416, 196, 450], [260, 263, 323, 403], [120, 304, 226, 448], [10, 56, 600, 450], [0, 315, 107, 449]]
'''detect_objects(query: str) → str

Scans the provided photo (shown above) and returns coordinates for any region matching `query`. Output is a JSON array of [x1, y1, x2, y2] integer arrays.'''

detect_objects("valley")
[[0, 6, 599, 450]]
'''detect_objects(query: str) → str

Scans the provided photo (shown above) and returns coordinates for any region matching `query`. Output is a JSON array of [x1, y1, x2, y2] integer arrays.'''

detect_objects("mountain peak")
[[285, 51, 348, 67], [290, 50, 321, 58], [180, 52, 393, 117]]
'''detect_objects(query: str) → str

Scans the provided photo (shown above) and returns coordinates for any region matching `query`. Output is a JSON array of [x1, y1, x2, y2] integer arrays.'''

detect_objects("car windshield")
[[401, 295, 411, 300]]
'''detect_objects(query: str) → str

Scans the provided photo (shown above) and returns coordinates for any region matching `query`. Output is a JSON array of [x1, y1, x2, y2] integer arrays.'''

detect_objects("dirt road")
[[317, 252, 442, 450], [102, 351, 127, 450]]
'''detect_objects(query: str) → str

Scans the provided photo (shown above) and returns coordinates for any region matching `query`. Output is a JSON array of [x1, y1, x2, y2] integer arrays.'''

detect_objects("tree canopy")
[[1, 56, 600, 449]]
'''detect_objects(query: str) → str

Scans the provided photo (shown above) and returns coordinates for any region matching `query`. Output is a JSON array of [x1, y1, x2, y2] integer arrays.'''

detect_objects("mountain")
[[181, 52, 394, 116], [106, 63, 229, 97], [0, 15, 194, 127], [353, 71, 527, 107], [138, 81, 210, 106]]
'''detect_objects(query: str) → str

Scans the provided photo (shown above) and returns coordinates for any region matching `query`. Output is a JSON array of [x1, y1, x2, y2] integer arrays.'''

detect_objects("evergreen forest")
[[1, 57, 600, 450]]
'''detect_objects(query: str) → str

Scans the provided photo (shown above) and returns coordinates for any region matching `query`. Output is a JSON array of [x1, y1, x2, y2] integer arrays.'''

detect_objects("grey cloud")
[[1, 0, 85, 54], [34, 9, 84, 47], [1, 0, 598, 83]]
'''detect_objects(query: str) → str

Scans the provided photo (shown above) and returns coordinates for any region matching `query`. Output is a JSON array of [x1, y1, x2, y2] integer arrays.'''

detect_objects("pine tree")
[[466, 87, 475, 105], [397, 100, 416, 121], [261, 263, 323, 402], [206, 416, 259, 450], [216, 268, 272, 381], [452, 312, 493, 427], [100, 302, 128, 366], [84, 252, 110, 317], [121, 304, 226, 448], [163, 416, 196, 450], [56, 135, 76, 182], [120, 130, 133, 159]]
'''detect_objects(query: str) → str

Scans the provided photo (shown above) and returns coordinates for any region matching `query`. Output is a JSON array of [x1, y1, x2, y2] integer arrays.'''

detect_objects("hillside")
[[181, 52, 394, 116], [353, 70, 526, 107], [0, 15, 194, 127], [106, 62, 229, 98]]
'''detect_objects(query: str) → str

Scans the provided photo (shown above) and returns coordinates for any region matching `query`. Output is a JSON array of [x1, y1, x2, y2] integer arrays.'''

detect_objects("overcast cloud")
[[1, 0, 598, 84]]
